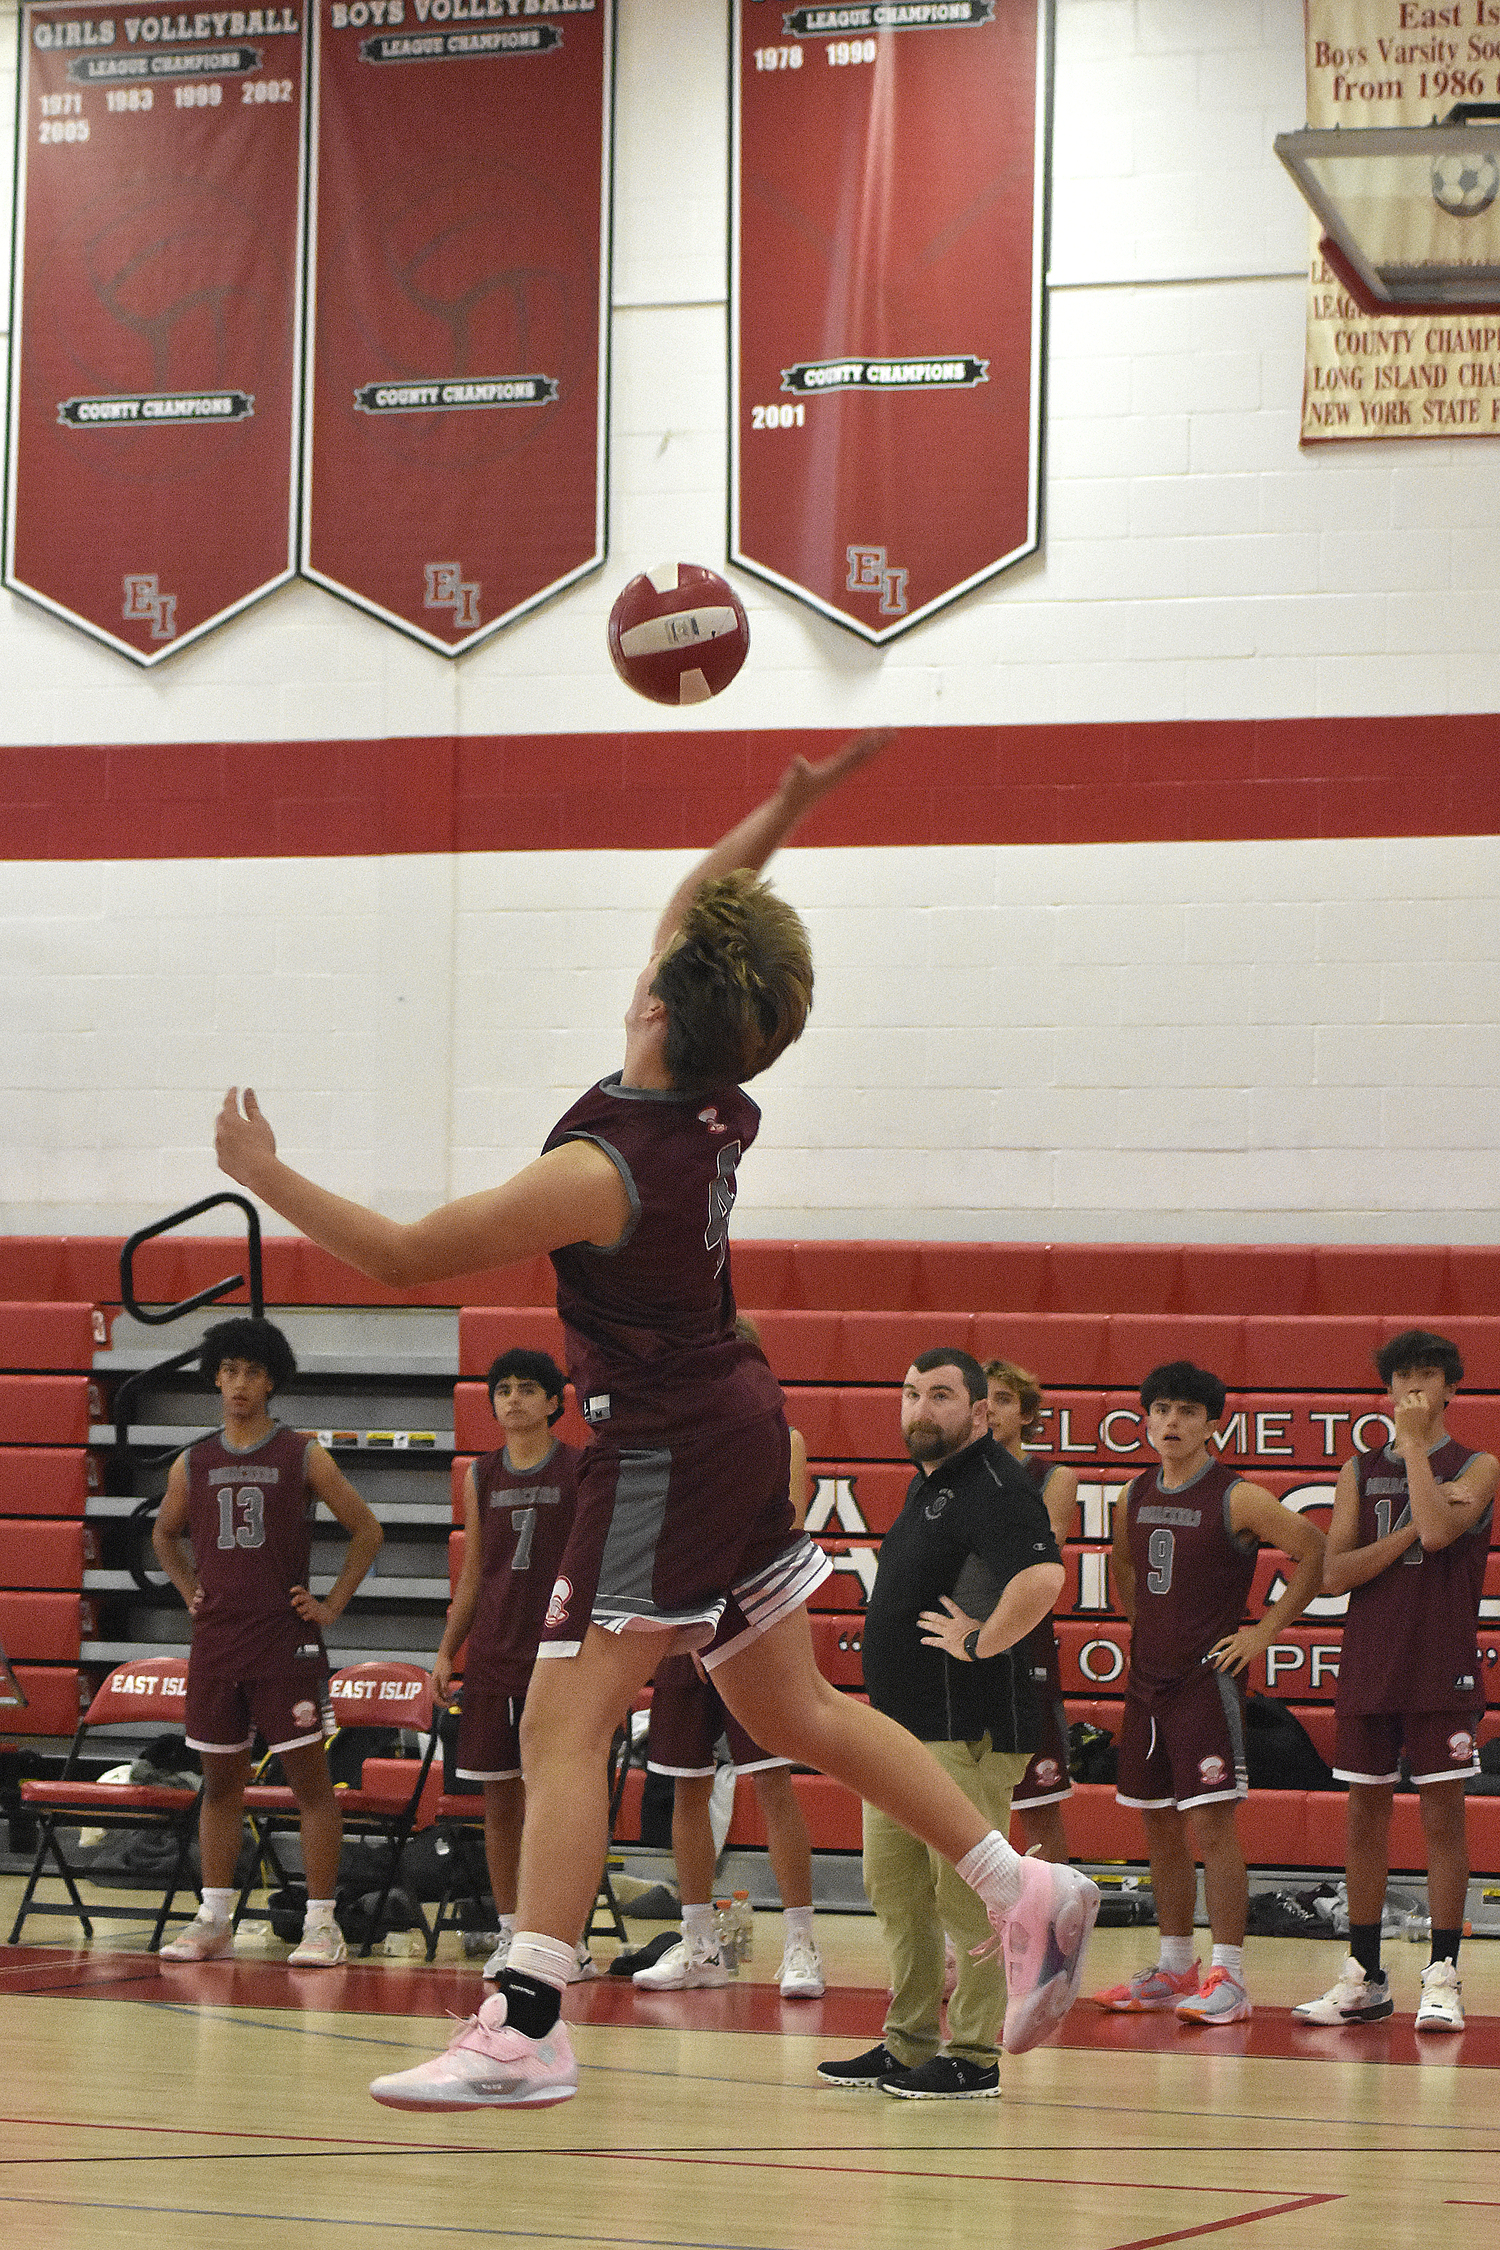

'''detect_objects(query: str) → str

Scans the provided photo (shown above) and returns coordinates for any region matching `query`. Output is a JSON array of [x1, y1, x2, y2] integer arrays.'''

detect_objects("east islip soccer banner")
[[731, 0, 1050, 643], [302, 0, 612, 654], [5, 3, 308, 664], [1301, 1, 1500, 443]]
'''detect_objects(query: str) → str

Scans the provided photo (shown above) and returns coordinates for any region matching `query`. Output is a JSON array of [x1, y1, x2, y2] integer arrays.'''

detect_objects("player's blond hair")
[[652, 870, 813, 1090], [983, 1358, 1044, 1438]]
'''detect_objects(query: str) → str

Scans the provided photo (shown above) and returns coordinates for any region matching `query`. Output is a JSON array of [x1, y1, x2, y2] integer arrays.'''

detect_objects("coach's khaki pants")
[[861, 1735, 1030, 2069]]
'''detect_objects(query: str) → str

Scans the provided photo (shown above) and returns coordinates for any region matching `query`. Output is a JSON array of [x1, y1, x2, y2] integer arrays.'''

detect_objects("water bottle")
[[732, 1888, 754, 1966], [712, 1896, 740, 1975]]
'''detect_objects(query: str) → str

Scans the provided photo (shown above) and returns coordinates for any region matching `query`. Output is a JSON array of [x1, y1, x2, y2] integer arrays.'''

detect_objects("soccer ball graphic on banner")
[[607, 563, 750, 705], [1430, 149, 1500, 219]]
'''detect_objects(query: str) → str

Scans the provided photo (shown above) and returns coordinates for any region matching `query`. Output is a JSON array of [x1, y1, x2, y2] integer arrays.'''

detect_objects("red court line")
[[1109, 2197, 1340, 2250], [9, 1943, 1500, 2067]]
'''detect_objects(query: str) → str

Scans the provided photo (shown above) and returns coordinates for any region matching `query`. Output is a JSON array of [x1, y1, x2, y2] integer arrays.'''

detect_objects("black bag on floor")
[[1244, 1694, 1335, 1791]]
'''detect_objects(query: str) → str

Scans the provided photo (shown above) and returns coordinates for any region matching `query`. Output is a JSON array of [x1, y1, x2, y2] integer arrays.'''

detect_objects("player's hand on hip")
[[217, 1086, 276, 1185], [1206, 1626, 1261, 1676]]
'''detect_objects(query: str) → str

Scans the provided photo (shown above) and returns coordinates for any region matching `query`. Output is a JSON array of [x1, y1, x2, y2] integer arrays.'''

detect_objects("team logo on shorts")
[[1198, 1753, 1227, 1788], [293, 1700, 317, 1730], [1032, 1757, 1061, 1790], [1449, 1729, 1475, 1762], [546, 1576, 572, 1629]]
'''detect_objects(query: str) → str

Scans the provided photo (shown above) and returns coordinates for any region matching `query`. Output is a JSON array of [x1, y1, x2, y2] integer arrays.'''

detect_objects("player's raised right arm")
[[215, 1088, 630, 1286]]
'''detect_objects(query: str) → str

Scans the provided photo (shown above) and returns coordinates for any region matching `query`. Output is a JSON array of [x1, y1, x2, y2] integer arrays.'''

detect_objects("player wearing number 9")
[[1095, 1361, 1324, 2027], [151, 1315, 383, 1966]]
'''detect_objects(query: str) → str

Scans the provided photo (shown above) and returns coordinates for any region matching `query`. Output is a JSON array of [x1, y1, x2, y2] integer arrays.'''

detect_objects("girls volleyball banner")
[[1301, 0, 1500, 443], [4, 0, 307, 664], [730, 0, 1050, 642], [300, 0, 612, 653]]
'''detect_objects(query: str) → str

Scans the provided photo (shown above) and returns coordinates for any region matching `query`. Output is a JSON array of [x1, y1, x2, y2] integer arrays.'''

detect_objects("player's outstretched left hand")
[[217, 1086, 276, 1187]]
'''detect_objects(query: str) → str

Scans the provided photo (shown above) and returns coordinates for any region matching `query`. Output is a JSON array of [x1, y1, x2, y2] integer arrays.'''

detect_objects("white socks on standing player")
[[953, 1830, 1025, 1915]]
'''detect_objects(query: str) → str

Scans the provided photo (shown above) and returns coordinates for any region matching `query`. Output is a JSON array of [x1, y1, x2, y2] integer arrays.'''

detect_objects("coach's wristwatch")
[[962, 1627, 982, 1662]]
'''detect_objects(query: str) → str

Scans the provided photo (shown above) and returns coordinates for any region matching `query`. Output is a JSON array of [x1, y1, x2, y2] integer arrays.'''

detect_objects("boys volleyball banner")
[[300, 0, 612, 653], [730, 0, 1050, 642], [5, 1, 308, 664], [1301, 0, 1500, 443]]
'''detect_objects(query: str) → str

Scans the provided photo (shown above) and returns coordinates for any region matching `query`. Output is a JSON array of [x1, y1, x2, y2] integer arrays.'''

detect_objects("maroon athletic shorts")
[[185, 1649, 333, 1758], [645, 1652, 786, 1774], [537, 1408, 829, 1661], [1334, 1708, 1482, 1788], [1116, 1663, 1248, 1811]]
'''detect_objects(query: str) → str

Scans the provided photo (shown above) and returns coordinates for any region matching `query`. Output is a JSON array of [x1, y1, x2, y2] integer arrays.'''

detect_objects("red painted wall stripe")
[[1, 717, 1498, 860]]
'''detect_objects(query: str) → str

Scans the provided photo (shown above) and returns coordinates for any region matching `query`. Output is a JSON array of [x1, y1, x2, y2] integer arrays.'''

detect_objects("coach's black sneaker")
[[881, 2054, 1000, 2100], [816, 2043, 911, 2089]]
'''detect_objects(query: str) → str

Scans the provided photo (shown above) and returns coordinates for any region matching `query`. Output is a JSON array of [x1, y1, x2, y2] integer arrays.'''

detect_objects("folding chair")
[[9, 1655, 203, 1951], [423, 1706, 643, 1961], [239, 1659, 443, 1956]]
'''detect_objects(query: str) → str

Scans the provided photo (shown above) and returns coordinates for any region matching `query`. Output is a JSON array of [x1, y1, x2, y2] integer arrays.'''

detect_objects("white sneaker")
[[1293, 1957, 1393, 2025], [778, 1931, 825, 2000], [159, 1908, 232, 1962], [1415, 1958, 1464, 2032], [287, 1921, 348, 1967], [568, 1943, 600, 1983], [482, 1931, 512, 1981], [632, 1932, 731, 1990]]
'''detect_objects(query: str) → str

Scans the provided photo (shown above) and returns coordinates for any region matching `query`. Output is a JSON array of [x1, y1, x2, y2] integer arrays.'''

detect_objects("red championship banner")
[[5, 2, 307, 663], [302, 0, 611, 654], [731, 0, 1049, 642]]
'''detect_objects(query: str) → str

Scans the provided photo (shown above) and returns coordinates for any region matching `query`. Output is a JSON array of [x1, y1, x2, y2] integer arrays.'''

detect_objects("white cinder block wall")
[[2, 0, 1498, 1246]]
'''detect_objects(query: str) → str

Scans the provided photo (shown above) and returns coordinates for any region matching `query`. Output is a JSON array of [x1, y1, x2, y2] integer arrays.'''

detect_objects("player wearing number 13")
[[152, 1317, 383, 1967], [1094, 1362, 1324, 2027]]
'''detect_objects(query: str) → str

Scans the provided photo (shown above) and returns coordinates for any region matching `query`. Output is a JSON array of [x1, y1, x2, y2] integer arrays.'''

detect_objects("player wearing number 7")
[[1091, 1361, 1324, 2026], [152, 1316, 383, 1967]]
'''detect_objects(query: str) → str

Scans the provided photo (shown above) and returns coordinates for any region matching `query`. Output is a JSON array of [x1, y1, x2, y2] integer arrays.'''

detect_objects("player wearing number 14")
[[152, 1317, 383, 1966]]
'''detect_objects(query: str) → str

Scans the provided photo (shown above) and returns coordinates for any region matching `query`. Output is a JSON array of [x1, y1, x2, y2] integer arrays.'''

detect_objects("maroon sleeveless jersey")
[[1124, 1457, 1257, 1701], [468, 1439, 582, 1692], [1336, 1437, 1491, 1715], [183, 1422, 323, 1674], [543, 1073, 784, 1443]]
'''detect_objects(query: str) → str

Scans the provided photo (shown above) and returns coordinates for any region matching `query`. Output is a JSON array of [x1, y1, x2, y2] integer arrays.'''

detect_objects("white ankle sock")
[[201, 1888, 234, 1926], [1159, 1936, 1195, 1974], [1211, 1943, 1244, 1983], [954, 1830, 1023, 1914], [682, 1902, 716, 1947], [304, 1897, 337, 1932], [783, 1904, 815, 1939]]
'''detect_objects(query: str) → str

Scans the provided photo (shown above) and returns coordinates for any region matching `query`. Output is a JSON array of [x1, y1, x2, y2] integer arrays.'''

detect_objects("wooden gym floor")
[[4, 1879, 1500, 2250]]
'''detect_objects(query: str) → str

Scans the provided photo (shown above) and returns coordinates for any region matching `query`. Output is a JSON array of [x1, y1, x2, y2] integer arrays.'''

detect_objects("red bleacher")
[[3, 1235, 1499, 1878]]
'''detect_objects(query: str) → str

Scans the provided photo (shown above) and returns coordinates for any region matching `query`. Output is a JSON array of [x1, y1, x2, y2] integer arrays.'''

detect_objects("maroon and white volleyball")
[[607, 562, 750, 705]]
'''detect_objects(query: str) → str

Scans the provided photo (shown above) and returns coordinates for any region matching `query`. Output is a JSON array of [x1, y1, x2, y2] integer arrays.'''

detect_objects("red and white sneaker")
[[159, 1910, 232, 1962], [1175, 1966, 1252, 2025], [369, 1992, 578, 2110], [1090, 1959, 1201, 2013], [988, 1855, 1101, 2055]]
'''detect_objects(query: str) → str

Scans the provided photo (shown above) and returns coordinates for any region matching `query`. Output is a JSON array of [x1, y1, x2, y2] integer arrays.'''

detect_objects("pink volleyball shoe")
[[990, 1856, 1101, 2055], [369, 1992, 578, 2111]]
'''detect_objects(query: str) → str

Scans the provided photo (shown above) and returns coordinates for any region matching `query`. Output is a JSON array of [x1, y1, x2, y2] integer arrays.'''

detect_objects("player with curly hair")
[[215, 732, 1099, 2109]]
